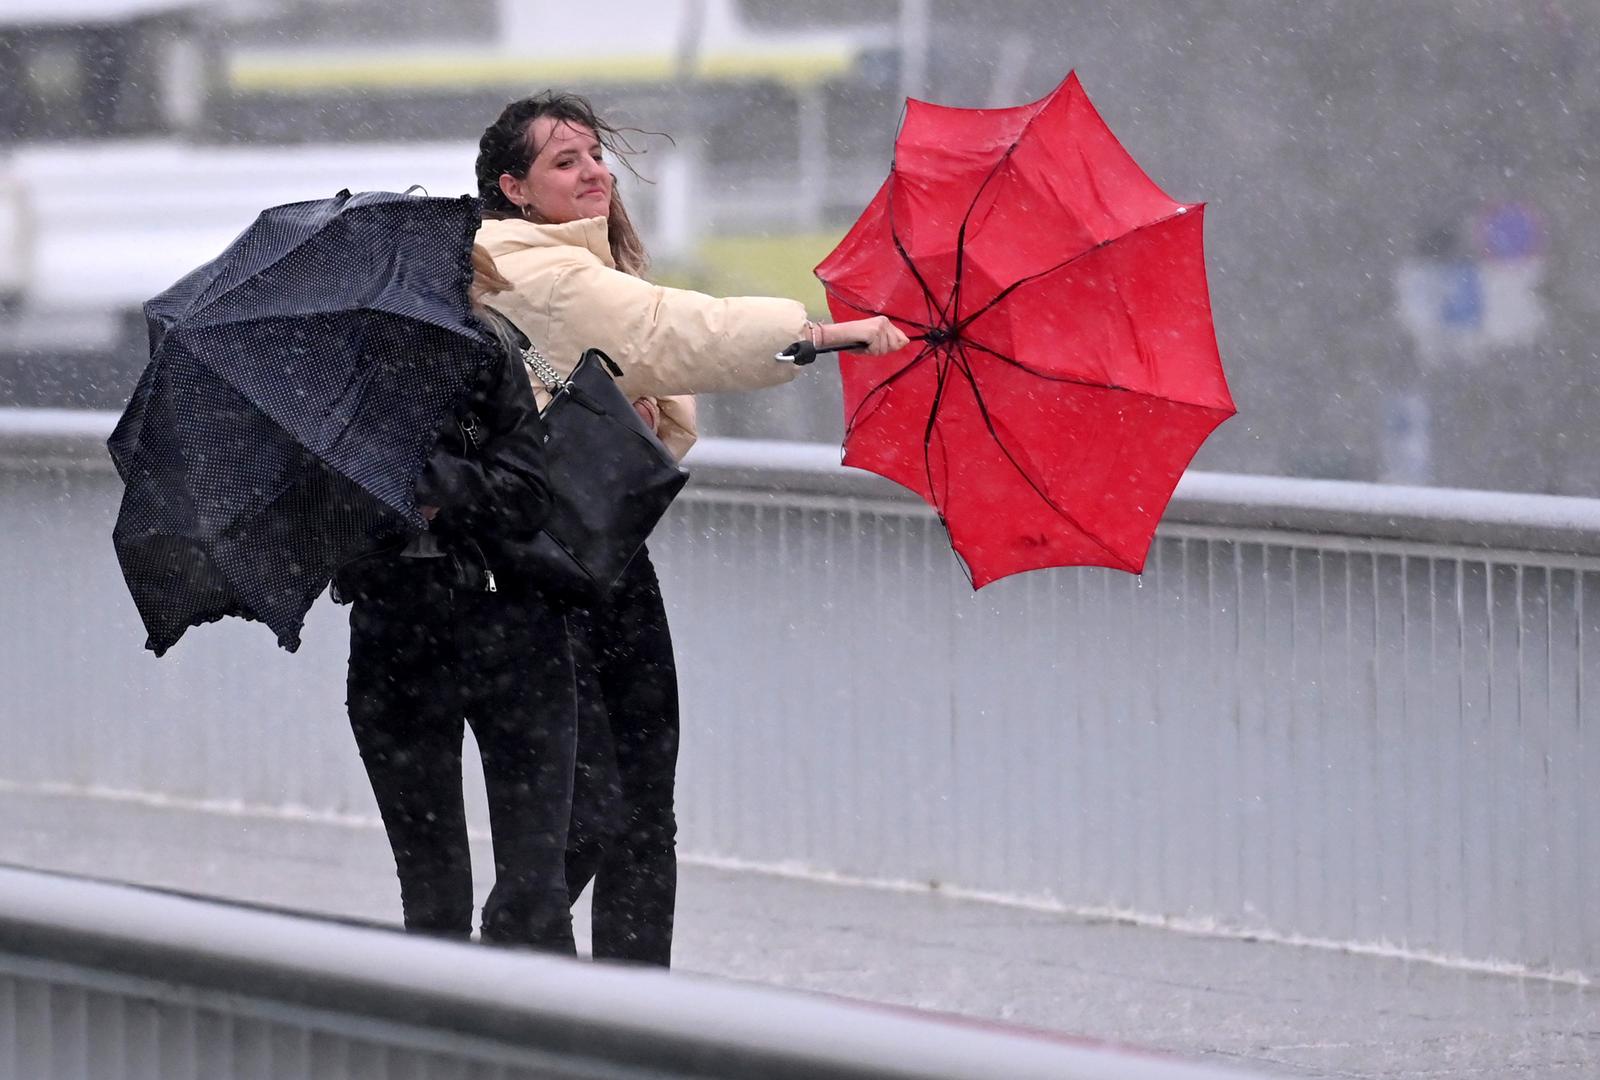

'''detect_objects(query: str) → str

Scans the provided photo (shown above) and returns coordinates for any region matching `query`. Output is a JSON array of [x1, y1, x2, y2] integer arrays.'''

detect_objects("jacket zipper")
[[463, 538, 498, 593], [448, 409, 497, 593]]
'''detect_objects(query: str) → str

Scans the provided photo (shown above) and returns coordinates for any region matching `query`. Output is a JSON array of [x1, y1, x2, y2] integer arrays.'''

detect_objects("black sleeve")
[[415, 352, 552, 539]]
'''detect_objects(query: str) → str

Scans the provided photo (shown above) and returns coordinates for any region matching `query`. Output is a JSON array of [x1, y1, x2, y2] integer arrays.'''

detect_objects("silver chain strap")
[[520, 342, 567, 393]]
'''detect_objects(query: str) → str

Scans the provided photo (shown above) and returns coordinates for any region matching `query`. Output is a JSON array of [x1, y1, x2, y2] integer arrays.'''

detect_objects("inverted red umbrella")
[[809, 72, 1235, 587]]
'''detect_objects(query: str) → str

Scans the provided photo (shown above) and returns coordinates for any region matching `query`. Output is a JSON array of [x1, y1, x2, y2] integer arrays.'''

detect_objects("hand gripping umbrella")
[[811, 72, 1236, 587], [108, 190, 495, 654]]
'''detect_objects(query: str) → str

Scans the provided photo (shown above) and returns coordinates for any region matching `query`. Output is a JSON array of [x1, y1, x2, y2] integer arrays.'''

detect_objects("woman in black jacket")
[[335, 247, 579, 952]]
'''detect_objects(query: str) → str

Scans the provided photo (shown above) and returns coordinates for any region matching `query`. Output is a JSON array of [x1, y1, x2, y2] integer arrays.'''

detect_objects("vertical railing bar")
[[1454, 556, 1469, 957], [1156, 540, 1171, 911], [1574, 569, 1587, 966], [1073, 558, 1088, 900], [1047, 554, 1063, 902], [1261, 539, 1274, 926], [1233, 539, 1247, 921], [1176, 537, 1191, 913], [1577, 569, 1590, 970], [1345, 544, 1357, 940], [1104, 565, 1123, 906], [870, 502, 883, 876], [817, 503, 836, 863], [1399, 551, 1414, 942], [1320, 547, 1335, 936], [1017, 557, 1036, 892], [887, 506, 905, 878], [1545, 563, 1558, 968], [1287, 543, 1301, 927], [1515, 562, 1527, 963], [1205, 536, 1220, 916], [734, 504, 755, 855], [1428, 555, 1441, 950], [930, 506, 950, 879], [1485, 555, 1500, 959], [770, 503, 787, 862], [1369, 548, 1383, 942]]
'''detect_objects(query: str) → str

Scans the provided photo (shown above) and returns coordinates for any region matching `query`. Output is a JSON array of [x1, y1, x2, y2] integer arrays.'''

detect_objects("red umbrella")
[[812, 72, 1235, 586]]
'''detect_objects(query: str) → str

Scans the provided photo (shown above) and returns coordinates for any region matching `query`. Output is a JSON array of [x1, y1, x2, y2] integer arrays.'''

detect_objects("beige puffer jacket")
[[477, 217, 809, 460]]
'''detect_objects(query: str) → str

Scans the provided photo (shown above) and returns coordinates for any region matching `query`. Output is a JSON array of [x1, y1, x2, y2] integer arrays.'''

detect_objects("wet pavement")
[[0, 787, 1593, 1079]]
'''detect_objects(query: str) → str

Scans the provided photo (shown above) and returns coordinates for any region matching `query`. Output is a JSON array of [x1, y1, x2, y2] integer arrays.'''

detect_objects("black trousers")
[[346, 565, 577, 952], [565, 550, 681, 967]]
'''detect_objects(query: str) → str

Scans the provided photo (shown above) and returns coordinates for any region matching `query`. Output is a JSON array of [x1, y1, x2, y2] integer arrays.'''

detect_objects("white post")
[[796, 84, 827, 231], [653, 146, 701, 262], [898, 0, 930, 102], [0, 169, 28, 301], [657, 0, 709, 260]]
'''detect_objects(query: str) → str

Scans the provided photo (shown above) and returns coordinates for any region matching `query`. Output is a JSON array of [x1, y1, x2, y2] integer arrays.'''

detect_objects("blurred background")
[[2, 0, 1597, 494]]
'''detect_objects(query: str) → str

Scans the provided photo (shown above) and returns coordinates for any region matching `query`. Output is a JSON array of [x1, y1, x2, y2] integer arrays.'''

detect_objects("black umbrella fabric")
[[109, 190, 495, 655]]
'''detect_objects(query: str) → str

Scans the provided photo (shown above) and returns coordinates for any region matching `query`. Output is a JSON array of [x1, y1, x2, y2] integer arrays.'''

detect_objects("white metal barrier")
[[0, 865, 1264, 1080], [1, 408, 1597, 982]]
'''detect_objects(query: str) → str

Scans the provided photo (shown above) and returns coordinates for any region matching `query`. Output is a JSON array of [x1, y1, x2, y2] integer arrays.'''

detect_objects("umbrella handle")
[[775, 340, 869, 365]]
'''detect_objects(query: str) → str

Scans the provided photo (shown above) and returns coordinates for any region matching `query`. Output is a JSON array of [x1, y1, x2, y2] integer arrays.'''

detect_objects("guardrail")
[[1, 408, 1597, 981], [0, 864, 1266, 1080]]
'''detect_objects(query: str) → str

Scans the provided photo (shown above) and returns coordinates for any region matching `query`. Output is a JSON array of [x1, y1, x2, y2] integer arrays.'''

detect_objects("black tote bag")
[[521, 345, 689, 601]]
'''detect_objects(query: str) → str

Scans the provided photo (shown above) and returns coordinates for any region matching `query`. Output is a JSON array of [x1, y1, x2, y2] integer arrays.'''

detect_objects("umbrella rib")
[[885, 174, 953, 329], [181, 298, 489, 344], [844, 339, 942, 443], [917, 352, 973, 590], [947, 142, 1021, 335], [921, 352, 956, 520], [925, 367, 974, 590], [952, 205, 1198, 336], [177, 210, 344, 327], [957, 338, 1114, 387], [165, 321, 368, 463], [957, 337, 1232, 414], [818, 281, 936, 335], [205, 456, 401, 644], [884, 102, 951, 328], [922, 82, 1064, 336], [949, 342, 1136, 571], [176, 199, 434, 326]]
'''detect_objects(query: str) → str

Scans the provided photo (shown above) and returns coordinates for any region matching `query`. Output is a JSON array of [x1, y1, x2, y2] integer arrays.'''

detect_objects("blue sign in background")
[[1475, 201, 1545, 260], [1439, 261, 1483, 327]]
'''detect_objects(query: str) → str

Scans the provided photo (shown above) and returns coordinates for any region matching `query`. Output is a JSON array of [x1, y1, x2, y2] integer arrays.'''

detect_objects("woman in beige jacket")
[[474, 91, 907, 967]]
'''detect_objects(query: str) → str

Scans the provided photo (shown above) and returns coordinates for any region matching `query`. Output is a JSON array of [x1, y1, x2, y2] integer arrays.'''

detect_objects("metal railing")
[[0, 864, 1263, 1080], [1, 408, 1597, 981]]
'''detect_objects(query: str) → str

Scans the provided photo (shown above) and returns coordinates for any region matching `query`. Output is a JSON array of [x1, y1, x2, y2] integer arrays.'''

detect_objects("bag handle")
[[520, 342, 568, 393]]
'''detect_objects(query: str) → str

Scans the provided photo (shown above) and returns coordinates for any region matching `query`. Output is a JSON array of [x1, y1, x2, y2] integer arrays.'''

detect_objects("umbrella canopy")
[[816, 72, 1236, 586], [109, 189, 494, 654]]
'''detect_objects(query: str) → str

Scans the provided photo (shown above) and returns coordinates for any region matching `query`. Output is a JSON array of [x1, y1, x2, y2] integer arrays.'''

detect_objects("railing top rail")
[[7, 406, 1600, 559], [0, 864, 1263, 1080], [683, 438, 1600, 559]]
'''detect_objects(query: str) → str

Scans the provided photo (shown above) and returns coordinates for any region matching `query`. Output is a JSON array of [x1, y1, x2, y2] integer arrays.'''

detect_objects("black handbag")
[[519, 343, 689, 601]]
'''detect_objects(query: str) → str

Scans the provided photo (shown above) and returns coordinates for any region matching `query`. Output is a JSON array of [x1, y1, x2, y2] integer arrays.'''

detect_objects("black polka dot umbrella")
[[108, 190, 495, 655]]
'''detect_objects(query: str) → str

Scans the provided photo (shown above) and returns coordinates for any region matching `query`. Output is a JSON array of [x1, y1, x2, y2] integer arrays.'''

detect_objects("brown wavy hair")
[[476, 91, 652, 277], [468, 243, 511, 305]]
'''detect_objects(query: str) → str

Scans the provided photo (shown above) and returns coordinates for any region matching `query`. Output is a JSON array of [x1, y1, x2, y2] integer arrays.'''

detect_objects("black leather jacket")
[[334, 319, 552, 601]]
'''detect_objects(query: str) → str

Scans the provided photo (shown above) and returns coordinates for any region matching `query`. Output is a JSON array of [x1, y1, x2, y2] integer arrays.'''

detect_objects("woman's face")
[[512, 117, 613, 224]]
